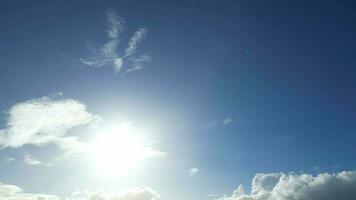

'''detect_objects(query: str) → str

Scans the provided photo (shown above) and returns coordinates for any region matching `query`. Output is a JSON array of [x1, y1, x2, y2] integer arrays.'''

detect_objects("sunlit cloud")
[[217, 170, 356, 200], [81, 9, 150, 75], [0, 95, 101, 163], [188, 168, 199, 176]]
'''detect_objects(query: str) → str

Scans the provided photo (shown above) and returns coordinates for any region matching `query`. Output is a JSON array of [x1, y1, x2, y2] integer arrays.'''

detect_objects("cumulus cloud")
[[81, 9, 150, 75], [217, 170, 356, 200], [189, 168, 199, 176], [0, 182, 59, 200], [0, 95, 101, 162]]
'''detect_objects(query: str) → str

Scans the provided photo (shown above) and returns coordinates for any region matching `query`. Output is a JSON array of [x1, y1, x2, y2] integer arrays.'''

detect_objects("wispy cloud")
[[81, 9, 150, 75], [188, 168, 199, 176], [124, 28, 147, 57], [0, 157, 14, 165], [205, 117, 236, 128]]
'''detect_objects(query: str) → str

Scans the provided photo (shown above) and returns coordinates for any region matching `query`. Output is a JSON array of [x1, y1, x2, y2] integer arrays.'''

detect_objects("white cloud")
[[217, 170, 356, 200], [23, 153, 41, 166], [189, 168, 199, 176], [0, 95, 101, 162], [0, 182, 59, 200], [81, 9, 150, 75]]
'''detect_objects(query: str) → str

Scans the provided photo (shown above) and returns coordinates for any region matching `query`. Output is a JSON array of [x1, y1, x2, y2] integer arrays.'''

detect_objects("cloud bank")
[[0, 181, 159, 200], [81, 9, 150, 75], [218, 170, 356, 200]]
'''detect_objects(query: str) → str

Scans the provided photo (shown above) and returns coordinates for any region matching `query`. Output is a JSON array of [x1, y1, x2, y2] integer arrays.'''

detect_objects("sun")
[[89, 123, 149, 176]]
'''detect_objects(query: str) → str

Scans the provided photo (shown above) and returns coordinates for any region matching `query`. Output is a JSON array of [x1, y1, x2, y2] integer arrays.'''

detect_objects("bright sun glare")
[[90, 123, 149, 176]]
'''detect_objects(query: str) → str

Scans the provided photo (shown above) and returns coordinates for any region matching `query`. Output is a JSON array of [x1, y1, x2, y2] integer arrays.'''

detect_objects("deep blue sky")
[[0, 1, 356, 200]]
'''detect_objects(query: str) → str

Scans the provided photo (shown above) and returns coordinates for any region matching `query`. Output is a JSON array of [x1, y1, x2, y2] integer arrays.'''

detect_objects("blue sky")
[[0, 1, 356, 200]]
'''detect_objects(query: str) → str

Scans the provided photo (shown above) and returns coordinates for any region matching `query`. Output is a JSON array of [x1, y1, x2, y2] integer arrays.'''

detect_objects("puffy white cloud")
[[0, 95, 100, 161], [0, 182, 59, 200], [81, 9, 150, 75], [189, 168, 199, 176], [218, 170, 356, 200]]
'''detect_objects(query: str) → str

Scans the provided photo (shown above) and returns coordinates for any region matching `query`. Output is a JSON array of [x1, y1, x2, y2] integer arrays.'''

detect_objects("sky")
[[0, 0, 356, 200]]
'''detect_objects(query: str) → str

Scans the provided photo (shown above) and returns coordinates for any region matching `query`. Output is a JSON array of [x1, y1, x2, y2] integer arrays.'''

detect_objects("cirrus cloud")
[[81, 9, 150, 75]]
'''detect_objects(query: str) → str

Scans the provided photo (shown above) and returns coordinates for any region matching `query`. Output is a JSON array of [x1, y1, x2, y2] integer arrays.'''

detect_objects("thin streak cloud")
[[81, 9, 150, 75]]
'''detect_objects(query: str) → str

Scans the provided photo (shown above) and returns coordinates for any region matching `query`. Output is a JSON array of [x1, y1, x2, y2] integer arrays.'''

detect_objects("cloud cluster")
[[218, 170, 356, 200], [81, 9, 150, 75], [0, 95, 101, 162], [0, 181, 159, 200]]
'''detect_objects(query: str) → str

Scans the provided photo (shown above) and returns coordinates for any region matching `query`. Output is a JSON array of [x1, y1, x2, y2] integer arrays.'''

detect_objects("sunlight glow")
[[89, 123, 151, 176]]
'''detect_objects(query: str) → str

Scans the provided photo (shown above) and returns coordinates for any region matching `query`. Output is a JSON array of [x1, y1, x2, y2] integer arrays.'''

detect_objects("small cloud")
[[222, 117, 233, 125], [189, 168, 199, 176], [24, 153, 42, 166], [0, 157, 15, 165], [81, 9, 150, 75]]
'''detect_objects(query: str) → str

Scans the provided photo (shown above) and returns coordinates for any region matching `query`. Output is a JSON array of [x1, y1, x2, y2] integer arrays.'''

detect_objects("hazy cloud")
[[81, 9, 150, 75], [217, 170, 356, 200]]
